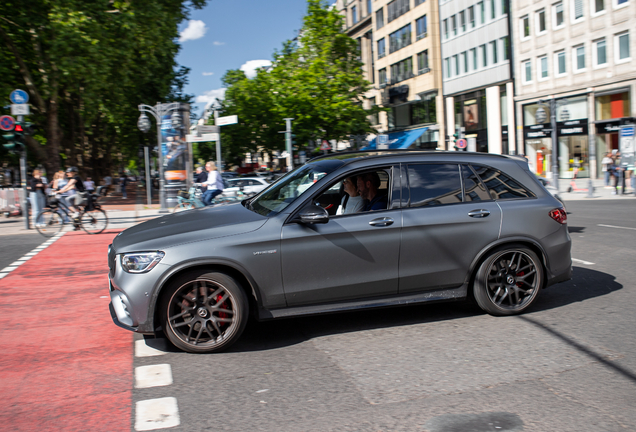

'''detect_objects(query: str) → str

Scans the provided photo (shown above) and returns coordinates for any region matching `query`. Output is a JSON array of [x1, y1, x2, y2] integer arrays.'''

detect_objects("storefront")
[[454, 90, 489, 153], [593, 89, 634, 174]]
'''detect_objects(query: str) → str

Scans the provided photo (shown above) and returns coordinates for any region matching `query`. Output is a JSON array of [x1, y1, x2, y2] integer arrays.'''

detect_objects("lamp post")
[[536, 98, 568, 192], [137, 102, 184, 213]]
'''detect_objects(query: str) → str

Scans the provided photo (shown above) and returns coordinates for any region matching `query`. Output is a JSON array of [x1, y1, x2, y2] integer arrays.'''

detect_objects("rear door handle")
[[468, 209, 490, 218], [369, 217, 394, 227]]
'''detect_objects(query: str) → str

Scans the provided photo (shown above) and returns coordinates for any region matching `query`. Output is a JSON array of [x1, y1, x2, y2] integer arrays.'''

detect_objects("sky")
[[176, 0, 310, 117]]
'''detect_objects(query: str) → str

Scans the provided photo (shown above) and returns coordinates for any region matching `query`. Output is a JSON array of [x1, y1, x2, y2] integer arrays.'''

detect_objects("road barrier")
[[0, 188, 25, 216]]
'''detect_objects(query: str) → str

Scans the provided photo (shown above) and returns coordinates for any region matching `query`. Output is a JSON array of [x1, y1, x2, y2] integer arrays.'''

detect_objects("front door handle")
[[468, 209, 490, 218], [369, 217, 394, 227]]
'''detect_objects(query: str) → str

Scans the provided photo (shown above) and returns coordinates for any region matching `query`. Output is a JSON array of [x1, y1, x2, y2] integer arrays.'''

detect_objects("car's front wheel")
[[473, 245, 544, 316], [160, 271, 249, 353]]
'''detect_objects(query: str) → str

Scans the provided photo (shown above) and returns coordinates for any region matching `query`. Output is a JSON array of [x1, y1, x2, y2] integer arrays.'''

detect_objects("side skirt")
[[258, 285, 468, 320]]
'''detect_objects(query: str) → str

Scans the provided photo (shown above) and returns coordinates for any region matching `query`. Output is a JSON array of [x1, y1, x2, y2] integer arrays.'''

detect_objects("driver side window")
[[314, 169, 392, 216]]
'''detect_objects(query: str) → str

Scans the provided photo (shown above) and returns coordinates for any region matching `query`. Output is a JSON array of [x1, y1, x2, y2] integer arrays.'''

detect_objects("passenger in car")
[[336, 175, 365, 215], [357, 172, 388, 211]]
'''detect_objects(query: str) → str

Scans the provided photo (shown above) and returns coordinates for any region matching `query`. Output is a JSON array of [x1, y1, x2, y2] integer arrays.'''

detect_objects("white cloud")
[[179, 20, 207, 42], [213, 41, 225, 46], [195, 88, 226, 108], [240, 59, 272, 79], [202, 72, 214, 76]]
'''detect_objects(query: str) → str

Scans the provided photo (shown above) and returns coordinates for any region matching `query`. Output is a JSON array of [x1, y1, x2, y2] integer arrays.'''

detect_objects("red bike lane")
[[0, 230, 132, 432]]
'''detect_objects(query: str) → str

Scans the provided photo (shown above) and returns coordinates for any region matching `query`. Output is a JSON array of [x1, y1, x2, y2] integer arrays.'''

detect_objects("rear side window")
[[471, 164, 534, 199], [461, 164, 491, 201], [407, 164, 462, 207]]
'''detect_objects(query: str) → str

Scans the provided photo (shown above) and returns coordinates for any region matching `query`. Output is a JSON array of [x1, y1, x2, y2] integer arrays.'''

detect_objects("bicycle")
[[35, 188, 109, 237], [173, 184, 247, 213]]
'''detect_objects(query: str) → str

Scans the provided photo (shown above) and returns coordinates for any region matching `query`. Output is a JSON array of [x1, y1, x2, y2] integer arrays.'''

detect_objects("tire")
[[160, 271, 249, 353], [473, 245, 544, 316], [35, 209, 64, 238], [80, 208, 108, 234], [173, 202, 194, 213]]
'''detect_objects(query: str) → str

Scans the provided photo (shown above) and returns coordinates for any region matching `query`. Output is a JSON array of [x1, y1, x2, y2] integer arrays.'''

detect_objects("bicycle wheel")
[[80, 208, 108, 234], [35, 209, 64, 238], [173, 202, 195, 213]]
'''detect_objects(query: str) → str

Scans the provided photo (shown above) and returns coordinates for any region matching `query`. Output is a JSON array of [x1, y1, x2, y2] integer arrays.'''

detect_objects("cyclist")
[[56, 167, 87, 219], [201, 161, 224, 206]]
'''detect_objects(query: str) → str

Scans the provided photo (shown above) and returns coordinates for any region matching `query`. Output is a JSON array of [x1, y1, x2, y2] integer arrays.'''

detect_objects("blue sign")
[[10, 89, 29, 104], [620, 126, 634, 137]]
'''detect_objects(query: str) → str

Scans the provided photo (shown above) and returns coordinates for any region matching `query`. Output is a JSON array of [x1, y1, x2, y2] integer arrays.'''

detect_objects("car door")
[[280, 166, 402, 306], [398, 163, 502, 294]]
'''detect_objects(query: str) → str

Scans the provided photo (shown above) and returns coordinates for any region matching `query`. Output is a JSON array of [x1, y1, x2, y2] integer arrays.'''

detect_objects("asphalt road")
[[0, 231, 46, 271], [132, 200, 636, 432]]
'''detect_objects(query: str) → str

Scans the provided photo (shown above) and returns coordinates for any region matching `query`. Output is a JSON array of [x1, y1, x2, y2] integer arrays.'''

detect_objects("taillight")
[[549, 208, 567, 224]]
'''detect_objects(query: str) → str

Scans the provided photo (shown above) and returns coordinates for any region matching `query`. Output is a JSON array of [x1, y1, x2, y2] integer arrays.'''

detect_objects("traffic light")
[[2, 121, 26, 154]]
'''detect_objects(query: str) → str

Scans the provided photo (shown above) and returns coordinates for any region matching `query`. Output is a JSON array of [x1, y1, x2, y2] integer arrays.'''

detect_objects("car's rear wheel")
[[160, 271, 248, 353], [473, 245, 544, 316]]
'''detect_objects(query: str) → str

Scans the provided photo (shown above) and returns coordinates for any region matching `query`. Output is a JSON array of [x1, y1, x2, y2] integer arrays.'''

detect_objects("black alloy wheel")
[[160, 271, 248, 353], [474, 245, 544, 316]]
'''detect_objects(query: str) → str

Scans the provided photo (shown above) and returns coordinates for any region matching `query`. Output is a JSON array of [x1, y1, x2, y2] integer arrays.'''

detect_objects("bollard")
[[587, 179, 594, 198]]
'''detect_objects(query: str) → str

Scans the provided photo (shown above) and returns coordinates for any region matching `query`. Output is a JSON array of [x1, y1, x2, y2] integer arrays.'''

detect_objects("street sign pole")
[[144, 146, 152, 206], [284, 118, 294, 171], [213, 110, 223, 171]]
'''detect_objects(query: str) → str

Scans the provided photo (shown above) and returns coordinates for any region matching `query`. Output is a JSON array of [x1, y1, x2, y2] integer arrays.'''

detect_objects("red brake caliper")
[[516, 271, 524, 287], [216, 295, 228, 323]]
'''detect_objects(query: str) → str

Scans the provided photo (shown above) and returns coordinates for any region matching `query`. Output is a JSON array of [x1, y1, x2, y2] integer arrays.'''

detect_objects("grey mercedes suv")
[[108, 151, 571, 353]]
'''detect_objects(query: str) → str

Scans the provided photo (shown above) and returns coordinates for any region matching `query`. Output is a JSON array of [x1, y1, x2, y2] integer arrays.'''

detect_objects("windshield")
[[247, 162, 340, 217]]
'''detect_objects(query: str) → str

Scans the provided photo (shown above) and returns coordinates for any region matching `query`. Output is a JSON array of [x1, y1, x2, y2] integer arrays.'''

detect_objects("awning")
[[361, 126, 429, 150]]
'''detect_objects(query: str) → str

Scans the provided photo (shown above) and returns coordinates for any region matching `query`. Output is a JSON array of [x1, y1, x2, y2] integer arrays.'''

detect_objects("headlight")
[[121, 251, 165, 273]]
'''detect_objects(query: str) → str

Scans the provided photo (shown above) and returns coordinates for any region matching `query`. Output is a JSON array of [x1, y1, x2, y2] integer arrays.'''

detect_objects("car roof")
[[307, 150, 527, 166]]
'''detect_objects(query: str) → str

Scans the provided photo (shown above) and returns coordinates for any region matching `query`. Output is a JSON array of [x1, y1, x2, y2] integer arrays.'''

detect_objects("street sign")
[[620, 125, 635, 166], [11, 104, 30, 116], [216, 115, 238, 126], [378, 134, 389, 145], [0, 115, 15, 131], [10, 89, 29, 104], [320, 140, 331, 151], [456, 138, 467, 149], [196, 125, 219, 135], [186, 133, 219, 143]]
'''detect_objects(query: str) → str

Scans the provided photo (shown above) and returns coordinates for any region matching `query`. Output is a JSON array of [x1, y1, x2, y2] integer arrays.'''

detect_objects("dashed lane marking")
[[0, 233, 65, 279], [135, 338, 168, 357], [134, 397, 180, 431], [572, 258, 595, 265], [598, 224, 636, 231], [135, 364, 173, 389]]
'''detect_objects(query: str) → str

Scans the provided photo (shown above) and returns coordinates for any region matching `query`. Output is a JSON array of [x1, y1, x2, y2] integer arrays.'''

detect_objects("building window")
[[389, 24, 412, 53], [536, 9, 546, 33], [376, 9, 385, 29], [451, 14, 457, 36], [523, 60, 532, 83], [538, 55, 548, 79], [444, 58, 451, 78], [411, 93, 437, 126], [614, 0, 629, 9], [594, 38, 607, 66], [387, 0, 410, 23], [491, 0, 496, 19], [616, 31, 631, 62], [555, 50, 567, 75], [479, 1, 486, 23], [379, 68, 387, 84], [367, 0, 372, 16], [462, 51, 468, 73], [553, 2, 564, 27], [468, 6, 475, 28], [377, 38, 386, 59], [453, 54, 460, 76], [443, 19, 448, 39], [572, 0, 584, 21], [460, 11, 466, 32], [501, 36, 510, 60], [415, 0, 426, 5], [416, 15, 428, 39], [417, 50, 430, 73], [471, 47, 478, 70], [390, 57, 413, 83], [521, 15, 530, 39], [369, 97, 379, 125], [481, 44, 488, 67], [491, 40, 498, 63], [352, 6, 358, 24], [592, 0, 605, 14], [502, 0, 509, 14], [574, 44, 586, 71]]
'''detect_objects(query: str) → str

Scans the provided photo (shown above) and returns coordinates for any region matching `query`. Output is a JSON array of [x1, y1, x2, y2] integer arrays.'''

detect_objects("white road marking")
[[16, 256, 32, 261], [134, 397, 180, 431], [572, 258, 595, 265], [0, 273, 8, 279], [598, 224, 636, 231], [1, 266, 18, 273], [135, 339, 168, 357], [10, 261, 25, 267], [135, 364, 173, 389], [0, 234, 65, 281]]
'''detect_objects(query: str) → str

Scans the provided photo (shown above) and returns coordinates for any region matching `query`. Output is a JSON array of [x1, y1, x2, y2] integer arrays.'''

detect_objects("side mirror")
[[298, 205, 329, 224]]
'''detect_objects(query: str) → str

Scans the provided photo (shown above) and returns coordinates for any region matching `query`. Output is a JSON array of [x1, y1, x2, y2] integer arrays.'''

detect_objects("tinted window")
[[407, 164, 462, 207], [472, 164, 534, 199], [461, 164, 491, 201]]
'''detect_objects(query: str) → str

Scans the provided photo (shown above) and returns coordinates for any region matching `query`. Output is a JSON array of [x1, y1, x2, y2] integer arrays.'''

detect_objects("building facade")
[[512, 0, 636, 179], [440, 0, 516, 155]]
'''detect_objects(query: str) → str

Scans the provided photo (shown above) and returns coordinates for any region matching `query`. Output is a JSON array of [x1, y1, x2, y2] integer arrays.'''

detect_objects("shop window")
[[412, 93, 437, 124], [596, 92, 630, 120]]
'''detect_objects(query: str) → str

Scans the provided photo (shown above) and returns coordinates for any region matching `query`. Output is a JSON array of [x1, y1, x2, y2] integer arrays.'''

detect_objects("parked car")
[[108, 151, 572, 353], [225, 177, 270, 195]]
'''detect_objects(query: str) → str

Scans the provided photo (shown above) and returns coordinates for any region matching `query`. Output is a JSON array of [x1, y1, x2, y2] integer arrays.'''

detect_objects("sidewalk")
[[557, 177, 636, 201]]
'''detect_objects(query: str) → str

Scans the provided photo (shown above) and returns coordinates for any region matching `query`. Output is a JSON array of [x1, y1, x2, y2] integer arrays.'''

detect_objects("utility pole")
[[284, 118, 294, 171]]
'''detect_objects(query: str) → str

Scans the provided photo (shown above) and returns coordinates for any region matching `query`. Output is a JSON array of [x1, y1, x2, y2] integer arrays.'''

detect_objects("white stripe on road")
[[0, 234, 65, 281], [572, 258, 595, 265], [135, 339, 168, 357], [135, 364, 173, 389], [135, 397, 180, 431], [0, 273, 8, 279], [598, 224, 636, 231]]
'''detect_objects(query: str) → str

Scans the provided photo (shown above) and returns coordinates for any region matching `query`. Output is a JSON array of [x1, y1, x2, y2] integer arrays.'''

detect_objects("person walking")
[[83, 177, 95, 192], [119, 173, 128, 199], [601, 153, 614, 187], [201, 161, 224, 206], [28, 169, 47, 227]]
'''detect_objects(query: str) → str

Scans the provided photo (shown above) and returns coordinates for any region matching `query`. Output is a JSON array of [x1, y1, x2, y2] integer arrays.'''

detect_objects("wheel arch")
[[149, 259, 262, 334], [465, 237, 549, 298]]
